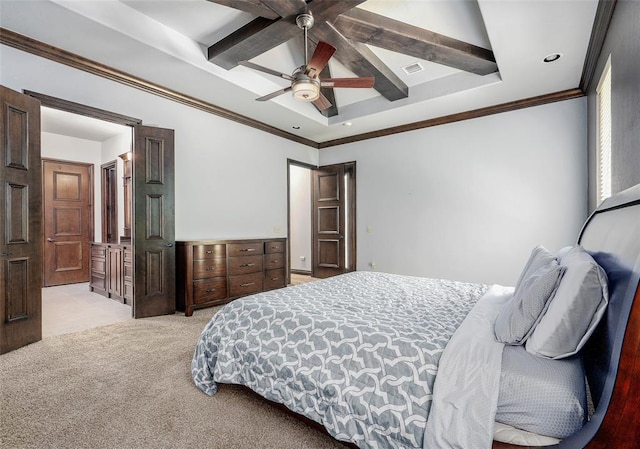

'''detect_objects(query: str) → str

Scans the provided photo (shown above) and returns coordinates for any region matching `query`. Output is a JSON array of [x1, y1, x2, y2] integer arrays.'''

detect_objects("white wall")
[[320, 99, 588, 286], [289, 165, 312, 272], [1, 45, 318, 243], [3, 44, 588, 286]]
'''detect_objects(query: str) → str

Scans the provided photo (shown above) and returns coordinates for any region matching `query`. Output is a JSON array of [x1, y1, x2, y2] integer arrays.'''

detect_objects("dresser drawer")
[[193, 277, 228, 304], [193, 259, 227, 279], [228, 255, 263, 275], [265, 240, 285, 254], [229, 272, 263, 297], [193, 244, 226, 260], [264, 269, 286, 291], [228, 242, 264, 257], [91, 244, 107, 259], [91, 273, 106, 290], [91, 258, 106, 275], [264, 253, 284, 270]]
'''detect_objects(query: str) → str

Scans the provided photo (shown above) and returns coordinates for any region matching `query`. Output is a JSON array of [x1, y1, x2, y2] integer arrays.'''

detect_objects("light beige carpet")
[[0, 308, 346, 449]]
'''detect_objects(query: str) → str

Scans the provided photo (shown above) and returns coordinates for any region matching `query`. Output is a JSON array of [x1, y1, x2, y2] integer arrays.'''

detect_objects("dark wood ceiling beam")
[[260, 0, 308, 18], [207, 0, 365, 70], [311, 23, 408, 101], [317, 64, 338, 117], [208, 16, 297, 69], [334, 8, 497, 76], [205, 0, 280, 19]]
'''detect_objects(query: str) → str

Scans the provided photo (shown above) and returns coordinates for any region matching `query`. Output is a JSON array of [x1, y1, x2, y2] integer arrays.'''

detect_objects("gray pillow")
[[526, 246, 609, 359], [514, 245, 557, 292], [495, 259, 565, 345]]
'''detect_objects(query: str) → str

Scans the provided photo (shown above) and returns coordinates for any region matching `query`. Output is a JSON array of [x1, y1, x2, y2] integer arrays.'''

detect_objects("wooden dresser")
[[89, 242, 133, 304], [176, 238, 286, 316]]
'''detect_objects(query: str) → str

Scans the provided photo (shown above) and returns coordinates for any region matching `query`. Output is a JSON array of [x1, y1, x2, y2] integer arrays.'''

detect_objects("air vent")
[[402, 62, 423, 75]]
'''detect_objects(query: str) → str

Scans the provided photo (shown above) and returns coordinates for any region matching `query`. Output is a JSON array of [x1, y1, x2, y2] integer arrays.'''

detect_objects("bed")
[[192, 183, 640, 449]]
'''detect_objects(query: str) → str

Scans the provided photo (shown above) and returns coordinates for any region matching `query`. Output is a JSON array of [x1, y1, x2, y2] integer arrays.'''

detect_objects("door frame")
[[25, 91, 142, 128], [287, 159, 316, 283], [25, 91, 142, 310], [287, 159, 357, 280]]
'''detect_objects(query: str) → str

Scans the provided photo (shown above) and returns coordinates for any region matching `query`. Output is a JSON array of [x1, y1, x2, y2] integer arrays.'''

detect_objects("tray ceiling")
[[0, 0, 599, 144]]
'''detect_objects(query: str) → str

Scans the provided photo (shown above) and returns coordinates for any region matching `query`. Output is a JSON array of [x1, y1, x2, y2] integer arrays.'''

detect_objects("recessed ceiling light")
[[543, 53, 563, 63], [343, 122, 352, 127]]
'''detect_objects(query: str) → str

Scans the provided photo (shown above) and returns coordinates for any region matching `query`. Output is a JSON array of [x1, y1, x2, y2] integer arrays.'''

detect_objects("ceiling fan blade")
[[239, 61, 294, 81], [256, 86, 292, 101], [320, 77, 375, 88], [313, 93, 332, 111], [305, 41, 336, 77]]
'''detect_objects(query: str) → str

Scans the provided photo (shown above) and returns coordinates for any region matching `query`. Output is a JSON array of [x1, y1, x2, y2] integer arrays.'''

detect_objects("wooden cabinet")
[[90, 244, 108, 296], [176, 238, 286, 316], [264, 239, 286, 291], [90, 242, 133, 304]]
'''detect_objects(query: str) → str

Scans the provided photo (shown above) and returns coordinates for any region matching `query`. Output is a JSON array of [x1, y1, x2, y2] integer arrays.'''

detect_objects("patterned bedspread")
[[192, 271, 488, 449]]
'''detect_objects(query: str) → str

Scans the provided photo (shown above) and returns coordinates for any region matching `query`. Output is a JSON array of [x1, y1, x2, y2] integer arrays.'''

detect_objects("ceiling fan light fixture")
[[292, 79, 320, 102]]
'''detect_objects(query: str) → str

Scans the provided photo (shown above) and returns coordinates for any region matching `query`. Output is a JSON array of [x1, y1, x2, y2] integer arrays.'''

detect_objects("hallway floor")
[[42, 282, 132, 338], [42, 274, 318, 338]]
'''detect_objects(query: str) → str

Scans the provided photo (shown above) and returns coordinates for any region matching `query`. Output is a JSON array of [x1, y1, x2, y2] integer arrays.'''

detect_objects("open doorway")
[[288, 159, 357, 283], [40, 106, 133, 337], [288, 160, 314, 285]]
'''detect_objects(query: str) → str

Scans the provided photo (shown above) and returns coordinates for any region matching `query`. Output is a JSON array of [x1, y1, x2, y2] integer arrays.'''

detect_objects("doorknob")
[[166, 242, 174, 247], [0, 252, 11, 257], [47, 238, 56, 242]]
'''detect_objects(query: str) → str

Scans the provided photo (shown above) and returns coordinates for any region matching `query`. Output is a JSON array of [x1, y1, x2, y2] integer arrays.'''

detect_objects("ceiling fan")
[[239, 13, 375, 111]]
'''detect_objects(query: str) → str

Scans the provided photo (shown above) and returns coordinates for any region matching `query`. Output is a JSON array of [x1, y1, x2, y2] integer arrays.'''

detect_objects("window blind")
[[596, 59, 612, 203]]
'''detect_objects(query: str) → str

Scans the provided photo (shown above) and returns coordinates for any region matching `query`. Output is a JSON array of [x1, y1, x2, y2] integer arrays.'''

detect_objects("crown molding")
[[1, 17, 603, 150], [0, 27, 318, 148], [318, 88, 585, 148], [580, 0, 617, 92]]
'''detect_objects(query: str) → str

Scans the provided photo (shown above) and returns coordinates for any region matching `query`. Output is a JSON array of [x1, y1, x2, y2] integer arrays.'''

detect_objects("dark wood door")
[[312, 162, 356, 278], [43, 159, 92, 286], [132, 125, 175, 318], [0, 85, 42, 354]]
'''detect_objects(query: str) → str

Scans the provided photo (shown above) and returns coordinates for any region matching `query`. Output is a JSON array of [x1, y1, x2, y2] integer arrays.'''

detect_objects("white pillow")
[[525, 246, 609, 359]]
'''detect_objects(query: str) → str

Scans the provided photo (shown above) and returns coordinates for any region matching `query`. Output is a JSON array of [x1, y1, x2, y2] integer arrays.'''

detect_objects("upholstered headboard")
[[561, 183, 640, 448]]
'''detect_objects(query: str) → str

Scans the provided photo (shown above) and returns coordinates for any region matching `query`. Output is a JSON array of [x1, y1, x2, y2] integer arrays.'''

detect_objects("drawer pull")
[[205, 289, 216, 293], [206, 250, 213, 254], [206, 267, 217, 271], [240, 282, 256, 287], [271, 277, 279, 281], [240, 248, 256, 252], [240, 263, 256, 267], [271, 259, 279, 263]]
